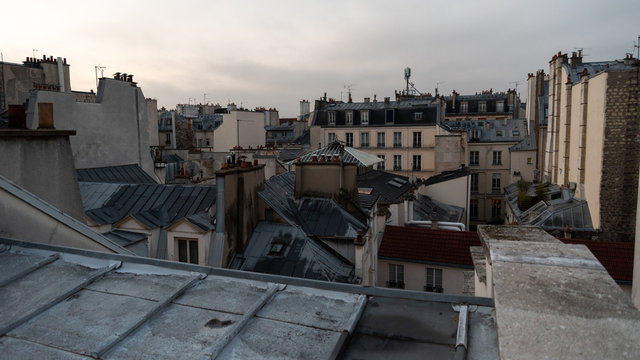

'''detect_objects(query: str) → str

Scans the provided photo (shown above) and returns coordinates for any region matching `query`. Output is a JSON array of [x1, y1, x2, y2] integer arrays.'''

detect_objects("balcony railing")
[[387, 281, 405, 289], [424, 285, 443, 293]]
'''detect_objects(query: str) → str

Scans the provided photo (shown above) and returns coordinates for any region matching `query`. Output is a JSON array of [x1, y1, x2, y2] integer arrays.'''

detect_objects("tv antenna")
[[94, 65, 106, 89], [510, 80, 522, 94], [344, 84, 354, 102], [435, 81, 446, 97], [572, 47, 591, 57]]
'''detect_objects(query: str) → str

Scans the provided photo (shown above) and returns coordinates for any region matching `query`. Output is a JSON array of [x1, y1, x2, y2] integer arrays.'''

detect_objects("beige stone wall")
[[378, 259, 467, 295], [214, 111, 265, 152], [321, 125, 437, 178], [510, 150, 537, 183], [469, 142, 515, 224], [294, 162, 358, 200], [435, 134, 466, 173]]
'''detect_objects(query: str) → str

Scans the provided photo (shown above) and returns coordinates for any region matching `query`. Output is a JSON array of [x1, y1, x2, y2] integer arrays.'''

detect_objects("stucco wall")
[[0, 131, 85, 221], [214, 111, 266, 152], [1, 59, 71, 110], [378, 259, 467, 295], [294, 162, 358, 200], [25, 78, 155, 178], [510, 150, 536, 183]]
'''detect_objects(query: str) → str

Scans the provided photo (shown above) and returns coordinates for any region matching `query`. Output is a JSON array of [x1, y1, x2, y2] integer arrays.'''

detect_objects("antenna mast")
[[94, 65, 106, 90]]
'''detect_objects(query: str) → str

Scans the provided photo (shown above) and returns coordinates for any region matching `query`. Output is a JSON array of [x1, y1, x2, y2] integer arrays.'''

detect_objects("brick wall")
[[600, 69, 640, 241]]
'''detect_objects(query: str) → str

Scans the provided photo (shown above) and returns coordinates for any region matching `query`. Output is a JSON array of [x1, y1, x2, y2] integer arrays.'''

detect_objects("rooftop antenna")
[[572, 47, 591, 57], [32, 49, 42, 59], [435, 81, 446, 97], [203, 93, 208, 105], [344, 84, 353, 102], [634, 36, 640, 59], [510, 80, 522, 94], [94, 65, 106, 89], [404, 67, 411, 95]]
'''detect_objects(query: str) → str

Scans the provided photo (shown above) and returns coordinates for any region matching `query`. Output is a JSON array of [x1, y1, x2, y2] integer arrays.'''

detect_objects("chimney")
[[348, 92, 352, 103], [8, 105, 26, 129], [37, 103, 55, 129], [564, 225, 572, 239], [373, 94, 377, 102], [451, 90, 457, 110], [431, 207, 439, 230], [384, 97, 390, 104], [570, 52, 582, 67], [364, 97, 370, 103]]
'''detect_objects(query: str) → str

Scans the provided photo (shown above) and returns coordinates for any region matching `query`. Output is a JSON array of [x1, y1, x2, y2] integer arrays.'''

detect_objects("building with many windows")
[[444, 89, 521, 121], [440, 118, 528, 228], [310, 95, 445, 178]]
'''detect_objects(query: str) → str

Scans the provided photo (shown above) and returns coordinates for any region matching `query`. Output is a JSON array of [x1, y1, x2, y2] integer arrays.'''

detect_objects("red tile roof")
[[379, 225, 481, 267], [560, 238, 634, 282]]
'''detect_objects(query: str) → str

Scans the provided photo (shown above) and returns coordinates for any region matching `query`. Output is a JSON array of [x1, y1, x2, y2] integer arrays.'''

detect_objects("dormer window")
[[328, 111, 336, 125], [479, 101, 487, 113], [414, 112, 423, 121], [512, 130, 519, 136], [385, 109, 394, 123], [460, 102, 468, 113], [345, 111, 353, 125], [496, 130, 503, 137], [496, 101, 504, 112], [361, 110, 369, 125]]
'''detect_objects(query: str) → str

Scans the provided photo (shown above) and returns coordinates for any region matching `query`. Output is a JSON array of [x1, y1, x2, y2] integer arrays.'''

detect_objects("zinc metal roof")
[[440, 118, 528, 143], [357, 170, 412, 204], [231, 222, 357, 283], [0, 238, 497, 359], [289, 143, 383, 167], [79, 182, 216, 230], [413, 193, 465, 223], [77, 164, 157, 184]]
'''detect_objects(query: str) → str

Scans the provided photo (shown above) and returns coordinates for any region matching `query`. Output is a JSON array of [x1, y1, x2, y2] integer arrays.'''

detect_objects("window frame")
[[492, 151, 502, 165], [388, 263, 405, 289], [393, 132, 402, 148], [492, 173, 501, 191], [470, 151, 479, 166], [176, 238, 199, 265], [377, 155, 385, 170], [328, 132, 336, 144], [393, 155, 402, 171], [478, 101, 487, 113], [460, 102, 468, 113], [471, 173, 479, 192], [414, 112, 423, 121], [413, 132, 422, 148], [470, 199, 479, 218], [345, 132, 354, 147], [345, 111, 353, 125], [425, 267, 443, 293], [360, 132, 369, 147], [328, 111, 336, 125], [360, 110, 369, 125], [412, 155, 421, 171], [377, 132, 386, 148]]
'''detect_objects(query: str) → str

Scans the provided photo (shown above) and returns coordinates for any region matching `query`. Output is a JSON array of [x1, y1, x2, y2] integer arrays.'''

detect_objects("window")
[[328, 111, 336, 125], [198, 139, 203, 147], [496, 101, 504, 112], [496, 130, 503, 137], [345, 133, 353, 147], [471, 173, 479, 192], [360, 132, 369, 147], [165, 133, 171, 145], [393, 132, 402, 148], [393, 155, 402, 171], [167, 118, 172, 126], [361, 110, 369, 125], [412, 155, 421, 171], [460, 102, 468, 113], [413, 132, 422, 148], [268, 242, 285, 256], [206, 138, 210, 146], [492, 173, 501, 191], [470, 199, 479, 218], [425, 268, 443, 293], [470, 151, 479, 166], [388, 264, 404, 289], [377, 132, 386, 147], [414, 112, 423, 121], [491, 199, 502, 218], [492, 151, 502, 165], [471, 130, 480, 140], [479, 101, 487, 113], [345, 111, 353, 125], [328, 132, 336, 144], [177, 238, 199, 264], [512, 130, 520, 136], [527, 157, 533, 165], [385, 109, 394, 123], [377, 155, 385, 170]]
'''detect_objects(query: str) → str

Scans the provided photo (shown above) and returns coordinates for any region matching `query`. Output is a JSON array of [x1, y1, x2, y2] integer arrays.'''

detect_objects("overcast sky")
[[3, 1, 639, 117]]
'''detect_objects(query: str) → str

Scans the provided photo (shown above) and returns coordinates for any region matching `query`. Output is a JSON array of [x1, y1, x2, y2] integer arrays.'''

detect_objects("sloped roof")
[[278, 148, 305, 162], [560, 238, 634, 282], [161, 154, 183, 164], [231, 222, 357, 283], [413, 194, 465, 223], [0, 238, 497, 359], [77, 164, 157, 184], [504, 183, 593, 231], [379, 225, 481, 268], [289, 143, 383, 167], [510, 132, 536, 152], [357, 170, 411, 204], [440, 118, 528, 143], [80, 182, 216, 230], [423, 166, 469, 186], [259, 173, 369, 238]]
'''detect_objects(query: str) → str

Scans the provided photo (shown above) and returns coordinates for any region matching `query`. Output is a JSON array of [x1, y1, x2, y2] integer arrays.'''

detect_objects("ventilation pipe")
[[56, 57, 65, 92], [211, 175, 225, 267]]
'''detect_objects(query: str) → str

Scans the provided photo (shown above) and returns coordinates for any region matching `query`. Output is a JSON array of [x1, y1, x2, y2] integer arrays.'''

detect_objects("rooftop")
[[379, 225, 481, 268], [357, 170, 412, 204], [0, 238, 498, 359], [440, 118, 528, 143], [290, 142, 383, 168], [77, 164, 157, 184]]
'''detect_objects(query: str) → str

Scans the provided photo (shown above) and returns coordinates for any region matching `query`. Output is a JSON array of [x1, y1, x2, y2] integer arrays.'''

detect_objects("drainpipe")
[[211, 175, 225, 267], [56, 57, 65, 92]]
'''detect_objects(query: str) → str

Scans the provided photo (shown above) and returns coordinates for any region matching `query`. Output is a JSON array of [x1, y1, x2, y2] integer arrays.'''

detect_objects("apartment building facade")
[[310, 96, 444, 179], [543, 51, 640, 241], [444, 89, 520, 121]]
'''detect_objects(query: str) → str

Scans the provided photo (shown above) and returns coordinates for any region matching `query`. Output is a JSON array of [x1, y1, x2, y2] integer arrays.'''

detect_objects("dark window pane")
[[189, 240, 199, 264], [178, 239, 188, 263]]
